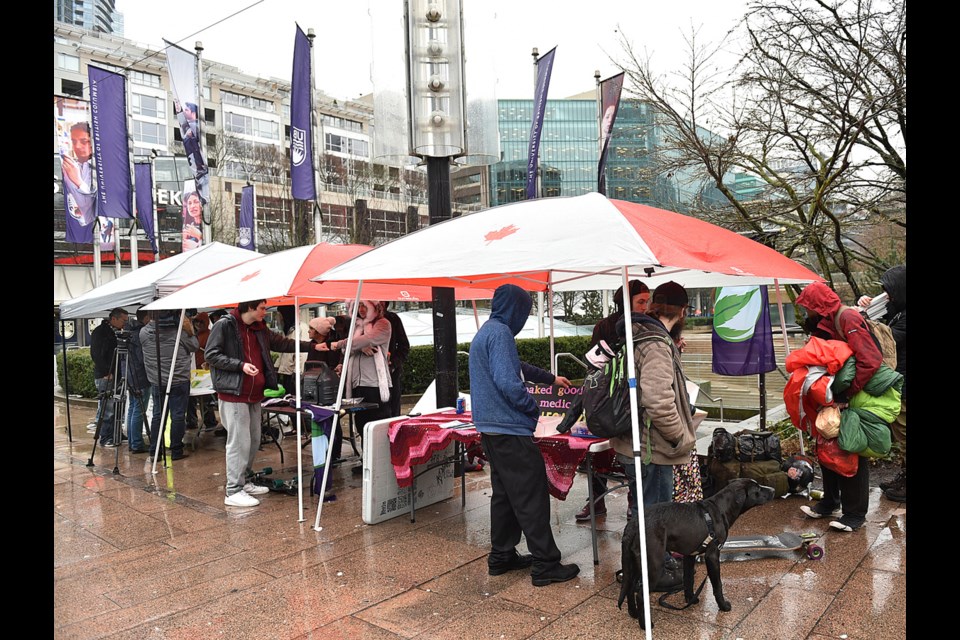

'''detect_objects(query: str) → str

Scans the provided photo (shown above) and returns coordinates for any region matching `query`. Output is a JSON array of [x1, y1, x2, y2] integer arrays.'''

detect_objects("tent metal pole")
[[61, 318, 73, 442]]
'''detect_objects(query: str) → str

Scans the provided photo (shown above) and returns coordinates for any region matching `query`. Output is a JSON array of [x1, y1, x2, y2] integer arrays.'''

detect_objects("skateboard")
[[720, 532, 823, 560]]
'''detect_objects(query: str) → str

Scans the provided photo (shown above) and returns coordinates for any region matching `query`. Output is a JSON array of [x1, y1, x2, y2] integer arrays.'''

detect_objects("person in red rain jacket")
[[795, 281, 883, 532]]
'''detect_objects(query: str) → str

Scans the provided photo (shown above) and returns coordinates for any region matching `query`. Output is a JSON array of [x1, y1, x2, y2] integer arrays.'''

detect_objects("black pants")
[[347, 386, 388, 458], [388, 365, 403, 418], [481, 433, 562, 575], [821, 455, 870, 527]]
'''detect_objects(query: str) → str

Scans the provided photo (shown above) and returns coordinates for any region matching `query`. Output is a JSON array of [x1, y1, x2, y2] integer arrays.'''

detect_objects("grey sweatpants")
[[219, 399, 262, 496]]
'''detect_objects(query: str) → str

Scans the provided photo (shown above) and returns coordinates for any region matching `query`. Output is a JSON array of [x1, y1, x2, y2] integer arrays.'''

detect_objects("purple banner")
[[239, 184, 256, 251], [134, 162, 157, 253], [525, 47, 556, 200], [56, 96, 96, 243], [88, 66, 133, 219], [712, 286, 777, 375], [291, 25, 316, 201], [597, 72, 624, 196], [164, 40, 210, 204]]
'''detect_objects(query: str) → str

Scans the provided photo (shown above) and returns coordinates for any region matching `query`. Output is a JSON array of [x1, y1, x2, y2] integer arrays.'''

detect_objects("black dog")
[[617, 478, 776, 629]]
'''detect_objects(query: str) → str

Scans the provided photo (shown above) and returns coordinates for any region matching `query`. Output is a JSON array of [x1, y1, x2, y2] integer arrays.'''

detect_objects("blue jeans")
[[125, 386, 152, 450], [149, 383, 189, 456], [617, 453, 674, 511], [95, 376, 117, 444]]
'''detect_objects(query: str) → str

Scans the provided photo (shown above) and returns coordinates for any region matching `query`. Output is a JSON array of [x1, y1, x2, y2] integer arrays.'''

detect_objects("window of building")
[[58, 53, 80, 72], [206, 133, 216, 147], [131, 93, 165, 119], [204, 108, 216, 124], [324, 133, 368, 157], [322, 115, 363, 133], [129, 69, 161, 88], [221, 90, 276, 113], [61, 79, 83, 98], [133, 120, 166, 146]]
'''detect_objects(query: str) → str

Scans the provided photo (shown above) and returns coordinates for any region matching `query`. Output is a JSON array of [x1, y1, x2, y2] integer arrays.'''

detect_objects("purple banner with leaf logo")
[[597, 72, 624, 196], [291, 25, 316, 201], [712, 286, 777, 375], [239, 184, 256, 251], [525, 47, 556, 200], [134, 162, 157, 253], [88, 66, 132, 219]]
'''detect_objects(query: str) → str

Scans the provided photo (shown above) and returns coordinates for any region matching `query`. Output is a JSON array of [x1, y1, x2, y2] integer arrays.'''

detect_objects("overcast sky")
[[117, 0, 748, 101]]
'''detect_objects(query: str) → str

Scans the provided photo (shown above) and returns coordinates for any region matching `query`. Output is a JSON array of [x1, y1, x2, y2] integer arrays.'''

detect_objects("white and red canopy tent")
[[313, 193, 822, 635], [315, 193, 820, 292]]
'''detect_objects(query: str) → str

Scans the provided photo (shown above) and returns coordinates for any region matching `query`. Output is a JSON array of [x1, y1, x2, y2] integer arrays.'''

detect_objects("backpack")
[[581, 332, 674, 439], [834, 305, 898, 370]]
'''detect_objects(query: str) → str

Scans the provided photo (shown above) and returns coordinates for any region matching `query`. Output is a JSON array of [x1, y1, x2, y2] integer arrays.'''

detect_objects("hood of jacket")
[[490, 284, 531, 336], [615, 311, 665, 339], [796, 281, 841, 318], [880, 266, 906, 314]]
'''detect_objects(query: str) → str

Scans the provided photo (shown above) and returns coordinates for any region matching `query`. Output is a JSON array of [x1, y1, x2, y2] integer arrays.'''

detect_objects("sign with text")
[[525, 381, 581, 418]]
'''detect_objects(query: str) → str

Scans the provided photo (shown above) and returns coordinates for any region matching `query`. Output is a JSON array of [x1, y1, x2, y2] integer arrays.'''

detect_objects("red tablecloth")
[[387, 410, 605, 500]]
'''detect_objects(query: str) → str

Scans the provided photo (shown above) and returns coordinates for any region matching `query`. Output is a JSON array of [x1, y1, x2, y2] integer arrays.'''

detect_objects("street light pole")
[[428, 157, 458, 407]]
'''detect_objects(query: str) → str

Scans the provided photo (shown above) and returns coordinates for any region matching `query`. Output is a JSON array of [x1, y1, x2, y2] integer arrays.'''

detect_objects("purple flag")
[[239, 185, 256, 251], [291, 25, 316, 201], [88, 66, 133, 219], [134, 162, 157, 253], [597, 72, 624, 195], [164, 40, 210, 204], [55, 96, 95, 243], [525, 47, 556, 200], [712, 286, 777, 375]]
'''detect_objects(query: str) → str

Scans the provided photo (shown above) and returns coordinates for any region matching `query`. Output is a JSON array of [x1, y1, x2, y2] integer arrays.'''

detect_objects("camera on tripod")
[[113, 328, 132, 346]]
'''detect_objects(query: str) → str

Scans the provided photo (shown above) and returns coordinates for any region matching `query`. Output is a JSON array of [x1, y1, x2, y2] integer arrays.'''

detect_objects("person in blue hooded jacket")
[[469, 284, 580, 587]]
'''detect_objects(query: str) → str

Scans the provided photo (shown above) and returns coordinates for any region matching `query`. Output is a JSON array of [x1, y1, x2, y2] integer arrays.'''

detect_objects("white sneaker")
[[243, 483, 270, 496], [800, 504, 841, 519], [224, 490, 260, 507], [86, 422, 97, 433]]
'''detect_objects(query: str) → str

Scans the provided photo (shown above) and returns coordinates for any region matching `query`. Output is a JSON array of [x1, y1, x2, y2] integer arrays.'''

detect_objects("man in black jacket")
[[383, 301, 411, 418], [90, 307, 128, 446], [123, 310, 152, 454], [860, 265, 907, 501], [205, 300, 324, 508]]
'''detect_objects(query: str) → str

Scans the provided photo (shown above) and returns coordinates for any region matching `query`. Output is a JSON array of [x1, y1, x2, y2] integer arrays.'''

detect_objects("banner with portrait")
[[164, 40, 209, 204], [597, 72, 624, 196], [54, 96, 96, 244], [181, 179, 203, 253]]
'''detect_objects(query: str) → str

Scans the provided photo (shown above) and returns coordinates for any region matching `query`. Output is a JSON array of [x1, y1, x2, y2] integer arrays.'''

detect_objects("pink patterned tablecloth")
[[388, 410, 604, 500]]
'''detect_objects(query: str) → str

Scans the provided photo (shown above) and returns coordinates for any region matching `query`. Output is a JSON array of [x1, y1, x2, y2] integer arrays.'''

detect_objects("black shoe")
[[351, 465, 363, 476], [213, 427, 227, 437], [171, 451, 189, 461], [884, 482, 906, 502], [531, 563, 580, 587], [652, 561, 683, 592], [488, 552, 535, 576], [575, 500, 607, 522], [129, 446, 149, 454]]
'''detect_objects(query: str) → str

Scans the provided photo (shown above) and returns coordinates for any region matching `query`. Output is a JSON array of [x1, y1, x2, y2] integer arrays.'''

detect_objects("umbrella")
[[142, 242, 495, 521], [313, 193, 822, 633]]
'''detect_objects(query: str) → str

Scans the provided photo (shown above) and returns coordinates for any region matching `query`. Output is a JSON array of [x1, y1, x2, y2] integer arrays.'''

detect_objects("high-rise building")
[[55, 0, 122, 34]]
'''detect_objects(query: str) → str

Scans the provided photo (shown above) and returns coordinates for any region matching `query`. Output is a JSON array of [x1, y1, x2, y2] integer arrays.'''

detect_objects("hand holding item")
[[361, 345, 378, 356], [334, 364, 343, 375], [554, 375, 572, 389], [857, 295, 873, 308], [314, 342, 330, 351], [61, 154, 82, 188], [242, 362, 259, 376]]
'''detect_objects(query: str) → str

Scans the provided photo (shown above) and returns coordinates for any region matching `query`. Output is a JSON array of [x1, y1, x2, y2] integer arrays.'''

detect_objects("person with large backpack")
[[608, 281, 698, 514], [796, 281, 883, 531], [859, 266, 907, 502]]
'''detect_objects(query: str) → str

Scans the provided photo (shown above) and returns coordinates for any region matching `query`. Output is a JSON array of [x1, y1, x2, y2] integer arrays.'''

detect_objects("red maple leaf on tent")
[[240, 269, 261, 282], [484, 224, 519, 244]]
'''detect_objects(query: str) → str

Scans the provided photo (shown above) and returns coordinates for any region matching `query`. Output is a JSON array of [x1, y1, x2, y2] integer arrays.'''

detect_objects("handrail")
[[684, 374, 724, 423], [554, 352, 587, 374]]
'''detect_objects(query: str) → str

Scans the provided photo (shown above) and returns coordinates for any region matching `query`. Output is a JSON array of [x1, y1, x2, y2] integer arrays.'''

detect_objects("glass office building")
[[490, 98, 712, 211]]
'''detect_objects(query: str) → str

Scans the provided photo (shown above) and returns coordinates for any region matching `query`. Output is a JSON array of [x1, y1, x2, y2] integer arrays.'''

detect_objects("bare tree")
[[616, 0, 906, 297]]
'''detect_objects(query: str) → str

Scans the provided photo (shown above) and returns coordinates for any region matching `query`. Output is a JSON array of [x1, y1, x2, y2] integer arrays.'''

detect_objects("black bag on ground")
[[711, 428, 736, 462], [735, 430, 782, 463]]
